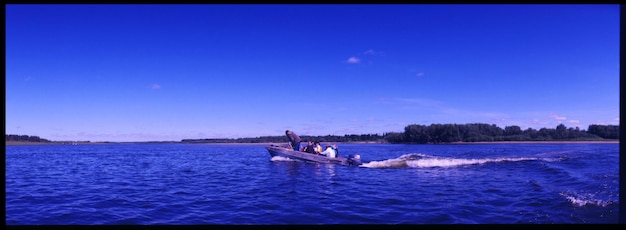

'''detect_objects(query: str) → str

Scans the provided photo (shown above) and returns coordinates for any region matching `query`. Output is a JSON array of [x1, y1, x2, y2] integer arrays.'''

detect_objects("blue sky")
[[6, 4, 620, 142]]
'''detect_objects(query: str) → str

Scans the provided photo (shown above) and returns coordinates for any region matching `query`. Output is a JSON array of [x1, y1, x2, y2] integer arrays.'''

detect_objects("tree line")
[[587, 124, 620, 140], [181, 134, 385, 144], [182, 123, 619, 144], [5, 134, 51, 142], [7, 123, 619, 144], [384, 123, 619, 144]]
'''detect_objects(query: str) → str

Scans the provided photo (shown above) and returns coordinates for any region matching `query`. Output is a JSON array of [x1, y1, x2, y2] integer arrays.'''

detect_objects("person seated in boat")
[[321, 144, 337, 158], [303, 141, 316, 154], [313, 141, 323, 154], [285, 130, 301, 151]]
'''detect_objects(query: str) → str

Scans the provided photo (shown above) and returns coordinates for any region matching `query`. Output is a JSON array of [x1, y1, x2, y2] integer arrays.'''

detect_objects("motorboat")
[[266, 144, 363, 166]]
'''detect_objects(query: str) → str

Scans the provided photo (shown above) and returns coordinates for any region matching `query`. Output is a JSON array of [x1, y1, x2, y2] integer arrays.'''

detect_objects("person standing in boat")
[[285, 130, 301, 151]]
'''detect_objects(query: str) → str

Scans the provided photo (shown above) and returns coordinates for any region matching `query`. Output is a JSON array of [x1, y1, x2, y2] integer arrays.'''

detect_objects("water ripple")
[[5, 143, 619, 224]]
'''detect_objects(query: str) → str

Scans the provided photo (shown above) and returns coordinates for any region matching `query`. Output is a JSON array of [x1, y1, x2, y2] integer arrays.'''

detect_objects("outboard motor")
[[347, 154, 362, 166]]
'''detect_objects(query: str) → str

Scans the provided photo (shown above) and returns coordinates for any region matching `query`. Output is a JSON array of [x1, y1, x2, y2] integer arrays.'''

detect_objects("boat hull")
[[266, 145, 361, 166]]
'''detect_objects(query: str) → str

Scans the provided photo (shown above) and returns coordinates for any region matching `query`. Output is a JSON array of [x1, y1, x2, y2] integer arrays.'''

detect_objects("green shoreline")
[[5, 140, 619, 146]]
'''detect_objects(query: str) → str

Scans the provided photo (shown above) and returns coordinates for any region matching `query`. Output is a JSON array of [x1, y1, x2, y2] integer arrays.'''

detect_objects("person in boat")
[[313, 141, 323, 154], [304, 141, 316, 154], [285, 130, 301, 151], [321, 144, 337, 158]]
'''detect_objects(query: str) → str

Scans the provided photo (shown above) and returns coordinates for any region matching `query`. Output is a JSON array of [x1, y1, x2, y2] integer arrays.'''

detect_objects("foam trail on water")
[[270, 156, 297, 162], [360, 153, 422, 168], [560, 191, 615, 207], [407, 157, 537, 168], [361, 153, 538, 168], [360, 158, 409, 168]]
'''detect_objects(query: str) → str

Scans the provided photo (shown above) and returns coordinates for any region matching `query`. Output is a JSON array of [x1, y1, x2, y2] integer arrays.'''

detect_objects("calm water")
[[5, 143, 619, 224]]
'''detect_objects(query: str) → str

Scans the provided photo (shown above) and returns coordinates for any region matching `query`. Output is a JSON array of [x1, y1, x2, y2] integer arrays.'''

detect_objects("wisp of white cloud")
[[531, 119, 549, 125], [151, 84, 161, 90], [551, 114, 567, 120], [347, 57, 360, 64], [363, 49, 385, 56]]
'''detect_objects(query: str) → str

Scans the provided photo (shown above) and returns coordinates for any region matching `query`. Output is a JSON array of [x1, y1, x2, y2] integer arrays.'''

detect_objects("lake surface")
[[5, 143, 619, 224]]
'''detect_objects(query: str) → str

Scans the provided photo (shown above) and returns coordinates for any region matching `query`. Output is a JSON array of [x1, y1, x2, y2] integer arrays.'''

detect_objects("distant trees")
[[181, 123, 618, 144], [587, 124, 619, 139], [10, 123, 617, 144], [5, 134, 51, 142], [384, 123, 616, 144], [182, 134, 386, 144]]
